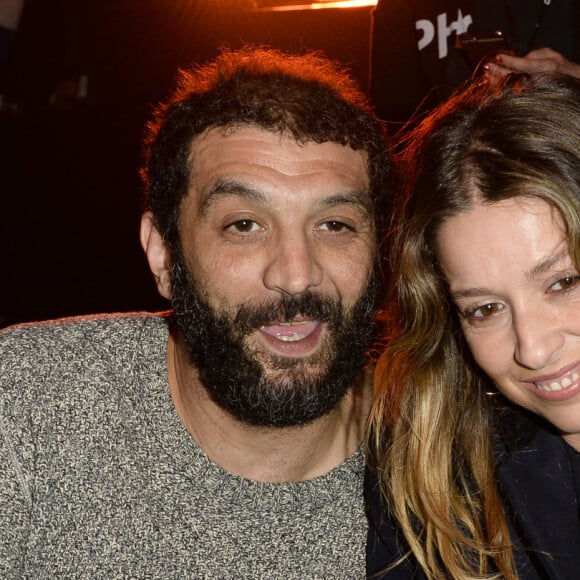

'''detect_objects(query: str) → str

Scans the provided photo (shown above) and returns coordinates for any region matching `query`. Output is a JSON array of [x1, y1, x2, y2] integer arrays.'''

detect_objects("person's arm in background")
[[487, 47, 580, 79]]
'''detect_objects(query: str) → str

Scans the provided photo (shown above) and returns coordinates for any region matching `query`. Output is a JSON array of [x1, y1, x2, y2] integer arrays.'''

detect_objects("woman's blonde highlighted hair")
[[370, 72, 580, 579]]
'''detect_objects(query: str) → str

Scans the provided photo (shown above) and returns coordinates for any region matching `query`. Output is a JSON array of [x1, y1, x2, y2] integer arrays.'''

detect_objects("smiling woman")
[[368, 72, 580, 579], [437, 197, 580, 448]]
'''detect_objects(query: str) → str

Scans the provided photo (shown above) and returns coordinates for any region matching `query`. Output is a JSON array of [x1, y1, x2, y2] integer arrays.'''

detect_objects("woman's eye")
[[550, 275, 580, 292], [464, 302, 503, 320], [226, 219, 260, 233], [319, 220, 354, 233]]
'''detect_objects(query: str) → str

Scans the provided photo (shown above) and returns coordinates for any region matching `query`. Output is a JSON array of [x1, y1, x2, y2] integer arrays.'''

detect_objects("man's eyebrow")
[[198, 180, 372, 217], [318, 190, 373, 217], [198, 180, 268, 216]]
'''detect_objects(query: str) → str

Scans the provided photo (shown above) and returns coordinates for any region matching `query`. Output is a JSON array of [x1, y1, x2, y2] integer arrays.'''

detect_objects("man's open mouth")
[[260, 320, 320, 342]]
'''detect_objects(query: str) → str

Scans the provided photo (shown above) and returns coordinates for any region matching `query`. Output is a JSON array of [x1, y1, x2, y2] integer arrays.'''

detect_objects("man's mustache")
[[234, 292, 342, 333]]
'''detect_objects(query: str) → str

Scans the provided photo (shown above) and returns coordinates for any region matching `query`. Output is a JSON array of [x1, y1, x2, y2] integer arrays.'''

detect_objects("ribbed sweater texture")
[[0, 313, 367, 578]]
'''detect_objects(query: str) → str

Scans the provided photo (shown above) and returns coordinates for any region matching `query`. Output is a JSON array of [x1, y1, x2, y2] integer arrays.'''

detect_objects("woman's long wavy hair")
[[370, 72, 580, 579]]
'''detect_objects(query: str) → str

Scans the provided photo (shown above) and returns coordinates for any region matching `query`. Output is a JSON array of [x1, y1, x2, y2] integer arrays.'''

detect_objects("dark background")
[[0, 0, 375, 327]]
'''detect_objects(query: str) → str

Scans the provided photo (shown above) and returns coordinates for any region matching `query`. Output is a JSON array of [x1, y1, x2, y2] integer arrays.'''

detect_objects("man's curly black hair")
[[141, 46, 391, 267]]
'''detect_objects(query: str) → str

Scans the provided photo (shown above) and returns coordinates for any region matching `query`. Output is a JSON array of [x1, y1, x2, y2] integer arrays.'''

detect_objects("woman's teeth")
[[536, 372, 580, 392]]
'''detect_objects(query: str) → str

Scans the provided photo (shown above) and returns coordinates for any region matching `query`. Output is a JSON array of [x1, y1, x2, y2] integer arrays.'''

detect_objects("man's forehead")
[[185, 124, 369, 194], [187, 124, 369, 171]]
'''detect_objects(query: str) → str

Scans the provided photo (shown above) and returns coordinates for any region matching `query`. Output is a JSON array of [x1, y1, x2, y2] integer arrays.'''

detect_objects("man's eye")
[[550, 275, 580, 292], [226, 219, 260, 233], [319, 220, 354, 233], [464, 302, 503, 320]]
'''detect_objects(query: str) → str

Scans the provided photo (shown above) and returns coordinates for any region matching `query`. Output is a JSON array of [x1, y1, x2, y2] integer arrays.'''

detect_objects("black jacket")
[[370, 0, 580, 124], [366, 408, 580, 578]]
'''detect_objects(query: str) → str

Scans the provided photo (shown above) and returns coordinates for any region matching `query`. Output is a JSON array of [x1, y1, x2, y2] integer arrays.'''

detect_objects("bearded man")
[[0, 46, 391, 577]]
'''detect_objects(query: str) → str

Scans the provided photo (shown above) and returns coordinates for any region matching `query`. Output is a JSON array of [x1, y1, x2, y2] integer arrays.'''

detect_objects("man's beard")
[[170, 249, 378, 428]]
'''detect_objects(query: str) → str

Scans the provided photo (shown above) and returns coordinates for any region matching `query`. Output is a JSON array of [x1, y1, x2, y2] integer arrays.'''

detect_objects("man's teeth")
[[270, 320, 311, 341], [276, 333, 307, 342], [536, 372, 579, 392]]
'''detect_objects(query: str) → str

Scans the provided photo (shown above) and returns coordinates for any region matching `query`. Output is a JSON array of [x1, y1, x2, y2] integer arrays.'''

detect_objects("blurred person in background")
[[0, 0, 24, 65], [369, 0, 579, 124]]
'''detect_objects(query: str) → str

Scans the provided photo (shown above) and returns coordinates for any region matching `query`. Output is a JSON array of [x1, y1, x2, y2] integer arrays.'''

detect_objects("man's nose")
[[262, 232, 323, 296]]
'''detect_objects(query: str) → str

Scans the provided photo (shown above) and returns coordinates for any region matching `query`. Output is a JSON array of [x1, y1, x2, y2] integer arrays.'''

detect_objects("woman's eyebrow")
[[451, 250, 572, 301], [526, 248, 570, 280], [451, 287, 493, 301]]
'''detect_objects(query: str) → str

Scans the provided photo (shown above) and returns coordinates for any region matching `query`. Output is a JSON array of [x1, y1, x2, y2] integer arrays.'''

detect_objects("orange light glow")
[[256, 0, 377, 12]]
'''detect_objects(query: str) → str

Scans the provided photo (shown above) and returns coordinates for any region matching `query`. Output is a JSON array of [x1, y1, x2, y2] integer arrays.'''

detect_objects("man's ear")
[[140, 211, 172, 300]]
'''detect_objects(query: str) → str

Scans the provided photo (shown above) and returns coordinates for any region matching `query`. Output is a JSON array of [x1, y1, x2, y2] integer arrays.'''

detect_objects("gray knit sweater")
[[0, 313, 367, 579]]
